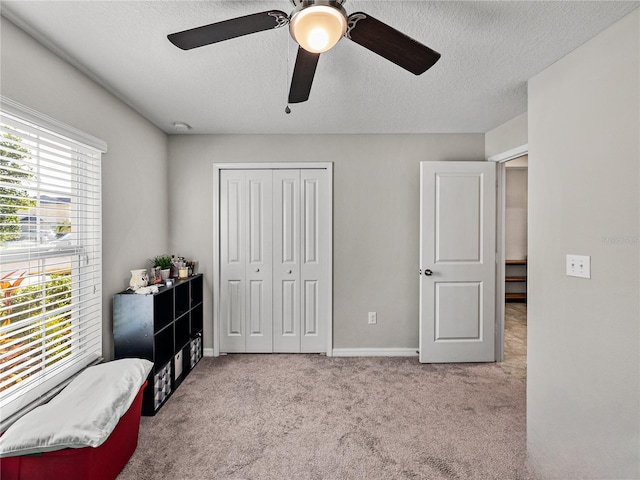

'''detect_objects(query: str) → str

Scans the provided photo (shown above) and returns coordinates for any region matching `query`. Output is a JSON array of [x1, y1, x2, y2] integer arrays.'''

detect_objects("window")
[[0, 98, 106, 422]]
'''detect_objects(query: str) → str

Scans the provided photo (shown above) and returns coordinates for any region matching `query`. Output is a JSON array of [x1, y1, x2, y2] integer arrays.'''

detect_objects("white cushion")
[[0, 358, 153, 457]]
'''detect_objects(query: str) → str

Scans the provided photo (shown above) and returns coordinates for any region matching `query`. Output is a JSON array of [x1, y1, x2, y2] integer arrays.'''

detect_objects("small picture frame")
[[151, 266, 162, 284]]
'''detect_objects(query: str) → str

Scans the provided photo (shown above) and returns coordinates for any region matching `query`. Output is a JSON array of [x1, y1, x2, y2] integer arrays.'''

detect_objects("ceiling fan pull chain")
[[285, 24, 291, 115]]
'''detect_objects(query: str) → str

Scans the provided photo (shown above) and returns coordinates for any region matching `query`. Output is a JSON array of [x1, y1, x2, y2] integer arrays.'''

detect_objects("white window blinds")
[[0, 98, 105, 422]]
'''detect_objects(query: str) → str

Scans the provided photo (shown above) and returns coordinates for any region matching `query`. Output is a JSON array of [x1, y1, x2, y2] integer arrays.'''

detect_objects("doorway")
[[491, 145, 528, 374], [502, 155, 528, 377], [212, 163, 333, 356]]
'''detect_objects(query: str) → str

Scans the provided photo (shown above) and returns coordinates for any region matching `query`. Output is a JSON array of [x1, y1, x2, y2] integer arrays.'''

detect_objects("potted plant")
[[151, 255, 172, 281]]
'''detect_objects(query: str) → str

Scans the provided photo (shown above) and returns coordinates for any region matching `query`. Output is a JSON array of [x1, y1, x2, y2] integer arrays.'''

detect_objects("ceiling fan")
[[167, 0, 441, 106]]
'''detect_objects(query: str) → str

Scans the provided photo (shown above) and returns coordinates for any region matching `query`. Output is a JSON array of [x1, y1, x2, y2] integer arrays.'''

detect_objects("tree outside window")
[[0, 133, 35, 242]]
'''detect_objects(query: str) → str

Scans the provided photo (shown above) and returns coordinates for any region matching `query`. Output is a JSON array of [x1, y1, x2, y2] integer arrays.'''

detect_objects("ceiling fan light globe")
[[290, 4, 347, 53], [307, 27, 330, 51]]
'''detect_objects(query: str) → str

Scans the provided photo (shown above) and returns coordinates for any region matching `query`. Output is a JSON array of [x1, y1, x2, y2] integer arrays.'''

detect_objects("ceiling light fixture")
[[289, 1, 347, 54], [172, 121, 192, 132]]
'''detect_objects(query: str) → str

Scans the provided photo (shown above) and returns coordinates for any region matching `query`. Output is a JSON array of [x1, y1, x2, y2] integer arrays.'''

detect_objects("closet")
[[216, 165, 332, 354], [504, 157, 528, 303]]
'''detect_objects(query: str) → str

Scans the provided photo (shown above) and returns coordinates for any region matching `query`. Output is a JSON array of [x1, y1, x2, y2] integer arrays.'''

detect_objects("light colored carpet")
[[119, 351, 532, 479], [502, 302, 528, 378]]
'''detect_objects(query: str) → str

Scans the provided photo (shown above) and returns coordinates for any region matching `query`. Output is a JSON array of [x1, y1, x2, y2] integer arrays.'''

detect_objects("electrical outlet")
[[368, 312, 377, 325], [566, 254, 591, 279]]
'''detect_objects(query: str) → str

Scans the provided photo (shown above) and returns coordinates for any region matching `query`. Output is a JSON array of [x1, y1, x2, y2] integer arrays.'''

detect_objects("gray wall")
[[1, 17, 169, 359], [167, 134, 484, 351], [485, 112, 527, 159], [527, 9, 639, 479]]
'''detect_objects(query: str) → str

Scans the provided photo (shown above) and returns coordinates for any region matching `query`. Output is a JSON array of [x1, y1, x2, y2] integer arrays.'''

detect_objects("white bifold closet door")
[[220, 168, 329, 353]]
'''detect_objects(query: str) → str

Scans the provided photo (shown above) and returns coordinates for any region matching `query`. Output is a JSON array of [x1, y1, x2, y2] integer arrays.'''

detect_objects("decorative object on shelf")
[[176, 255, 188, 279], [187, 261, 196, 276], [151, 254, 173, 269], [129, 269, 149, 290], [150, 266, 162, 285], [151, 255, 173, 281], [170, 255, 178, 279], [135, 285, 159, 295], [171, 255, 191, 279]]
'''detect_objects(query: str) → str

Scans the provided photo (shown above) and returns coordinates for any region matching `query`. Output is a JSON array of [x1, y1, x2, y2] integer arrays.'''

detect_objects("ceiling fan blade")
[[168, 10, 289, 50], [346, 12, 441, 75], [288, 47, 320, 104]]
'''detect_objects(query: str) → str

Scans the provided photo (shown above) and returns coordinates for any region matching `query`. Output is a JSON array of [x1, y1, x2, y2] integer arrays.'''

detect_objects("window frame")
[[0, 96, 107, 428]]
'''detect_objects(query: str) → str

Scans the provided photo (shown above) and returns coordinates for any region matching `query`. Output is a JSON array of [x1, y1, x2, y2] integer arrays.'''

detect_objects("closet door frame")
[[213, 163, 333, 357]]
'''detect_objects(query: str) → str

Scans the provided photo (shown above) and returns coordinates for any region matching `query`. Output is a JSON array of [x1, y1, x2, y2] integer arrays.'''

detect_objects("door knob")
[[287, 269, 292, 274], [424, 269, 433, 276], [255, 268, 260, 273]]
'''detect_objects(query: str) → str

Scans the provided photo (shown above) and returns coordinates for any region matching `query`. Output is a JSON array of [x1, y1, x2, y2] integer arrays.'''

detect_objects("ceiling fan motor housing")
[[289, 0, 348, 53]]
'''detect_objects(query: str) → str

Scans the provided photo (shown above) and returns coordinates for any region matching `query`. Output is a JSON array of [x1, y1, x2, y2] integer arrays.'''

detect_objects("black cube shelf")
[[113, 274, 204, 415]]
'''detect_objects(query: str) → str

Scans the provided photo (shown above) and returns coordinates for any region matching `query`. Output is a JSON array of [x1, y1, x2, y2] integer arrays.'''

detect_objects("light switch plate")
[[566, 254, 591, 279]]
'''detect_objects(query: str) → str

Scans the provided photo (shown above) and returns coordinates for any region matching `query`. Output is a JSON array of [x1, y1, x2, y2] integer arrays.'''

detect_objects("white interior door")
[[220, 169, 273, 353], [419, 161, 496, 363], [273, 170, 300, 352], [299, 169, 330, 353], [245, 170, 273, 352], [220, 169, 246, 353], [218, 166, 331, 354]]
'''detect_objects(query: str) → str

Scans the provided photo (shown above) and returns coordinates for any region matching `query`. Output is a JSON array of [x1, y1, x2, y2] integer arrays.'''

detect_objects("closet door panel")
[[273, 170, 301, 352], [300, 170, 329, 352], [281, 280, 297, 335], [304, 280, 319, 335], [245, 171, 273, 352], [220, 170, 246, 352]]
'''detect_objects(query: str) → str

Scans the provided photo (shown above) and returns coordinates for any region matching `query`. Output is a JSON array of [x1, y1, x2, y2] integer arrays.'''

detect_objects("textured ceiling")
[[2, 1, 638, 134]]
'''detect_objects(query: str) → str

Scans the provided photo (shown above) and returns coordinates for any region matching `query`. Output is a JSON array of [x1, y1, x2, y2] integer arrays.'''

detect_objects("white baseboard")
[[203, 348, 418, 357], [332, 348, 418, 357]]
